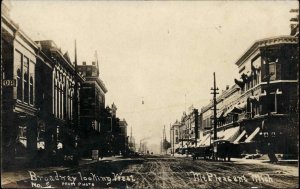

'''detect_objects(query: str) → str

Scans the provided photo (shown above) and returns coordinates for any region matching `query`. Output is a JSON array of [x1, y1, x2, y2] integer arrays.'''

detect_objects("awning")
[[223, 127, 240, 142], [249, 96, 260, 103], [244, 127, 260, 143], [234, 78, 245, 88], [224, 103, 245, 117], [217, 130, 225, 140], [217, 111, 225, 119], [173, 143, 181, 150], [202, 136, 211, 147], [199, 134, 210, 147], [224, 107, 233, 117], [236, 102, 247, 110], [234, 130, 247, 144]]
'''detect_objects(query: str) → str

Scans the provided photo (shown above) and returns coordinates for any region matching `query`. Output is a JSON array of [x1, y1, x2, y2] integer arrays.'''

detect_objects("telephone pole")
[[74, 40, 78, 132], [210, 72, 219, 160], [73, 40, 80, 162]]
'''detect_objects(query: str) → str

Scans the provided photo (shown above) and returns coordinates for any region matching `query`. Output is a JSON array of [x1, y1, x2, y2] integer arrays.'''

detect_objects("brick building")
[[2, 5, 39, 166]]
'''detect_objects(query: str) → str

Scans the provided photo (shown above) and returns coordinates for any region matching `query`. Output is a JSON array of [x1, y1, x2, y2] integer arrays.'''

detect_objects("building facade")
[[1, 2, 131, 167], [2, 7, 39, 166], [35, 40, 85, 164], [78, 61, 107, 157], [170, 120, 181, 153], [172, 106, 199, 151], [117, 119, 128, 155], [1, 5, 85, 166], [199, 36, 299, 155]]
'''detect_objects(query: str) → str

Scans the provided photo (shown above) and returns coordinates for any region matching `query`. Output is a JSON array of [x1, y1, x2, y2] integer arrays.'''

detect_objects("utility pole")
[[169, 124, 171, 155], [210, 72, 219, 160], [172, 125, 175, 156], [73, 40, 79, 132], [194, 109, 199, 147], [163, 125, 165, 154]]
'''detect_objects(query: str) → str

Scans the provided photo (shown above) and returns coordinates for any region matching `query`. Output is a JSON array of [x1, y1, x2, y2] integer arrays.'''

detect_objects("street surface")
[[123, 156, 298, 189], [2, 155, 298, 188]]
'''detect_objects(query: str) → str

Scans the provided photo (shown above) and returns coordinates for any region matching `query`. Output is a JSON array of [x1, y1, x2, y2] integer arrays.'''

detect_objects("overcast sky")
[[8, 0, 297, 153]]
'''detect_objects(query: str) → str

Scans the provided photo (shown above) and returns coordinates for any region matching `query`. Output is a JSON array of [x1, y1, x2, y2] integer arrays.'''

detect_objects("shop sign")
[[2, 79, 16, 87]]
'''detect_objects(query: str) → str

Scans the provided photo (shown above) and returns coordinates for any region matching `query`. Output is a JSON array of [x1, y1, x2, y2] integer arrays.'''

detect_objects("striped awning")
[[199, 134, 210, 147], [217, 130, 225, 140], [223, 127, 240, 142], [245, 127, 261, 143], [217, 111, 225, 119], [234, 130, 247, 144]]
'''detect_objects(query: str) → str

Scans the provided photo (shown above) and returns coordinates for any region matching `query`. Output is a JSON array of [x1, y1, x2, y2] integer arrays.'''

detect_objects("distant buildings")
[[170, 120, 181, 153]]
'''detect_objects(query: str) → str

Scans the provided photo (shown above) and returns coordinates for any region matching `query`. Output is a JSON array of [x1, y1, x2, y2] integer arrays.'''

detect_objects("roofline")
[[2, 13, 38, 51], [235, 35, 298, 67], [85, 77, 107, 93]]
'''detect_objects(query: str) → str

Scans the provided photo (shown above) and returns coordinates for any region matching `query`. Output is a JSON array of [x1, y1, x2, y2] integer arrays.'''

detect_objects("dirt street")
[[3, 155, 298, 188], [123, 156, 298, 189]]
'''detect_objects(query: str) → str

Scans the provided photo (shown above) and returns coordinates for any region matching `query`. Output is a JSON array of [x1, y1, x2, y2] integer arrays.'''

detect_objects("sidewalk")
[[1, 156, 123, 186]]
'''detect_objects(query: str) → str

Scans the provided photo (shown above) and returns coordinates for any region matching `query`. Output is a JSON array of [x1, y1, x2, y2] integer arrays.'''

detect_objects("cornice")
[[235, 36, 298, 67]]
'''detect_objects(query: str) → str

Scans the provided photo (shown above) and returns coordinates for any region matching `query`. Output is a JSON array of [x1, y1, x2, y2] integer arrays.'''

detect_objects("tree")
[[163, 139, 171, 151]]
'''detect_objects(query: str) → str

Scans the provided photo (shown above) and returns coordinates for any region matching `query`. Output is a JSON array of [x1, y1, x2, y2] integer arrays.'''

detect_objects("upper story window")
[[86, 67, 92, 76], [23, 57, 29, 103], [92, 69, 97, 77], [15, 51, 34, 105], [17, 69, 22, 100], [30, 76, 34, 105], [269, 62, 276, 81], [24, 72, 29, 103], [262, 55, 278, 82], [15, 51, 23, 101]]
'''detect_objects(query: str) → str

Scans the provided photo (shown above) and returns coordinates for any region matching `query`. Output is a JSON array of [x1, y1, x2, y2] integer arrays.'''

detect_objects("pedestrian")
[[267, 142, 278, 164]]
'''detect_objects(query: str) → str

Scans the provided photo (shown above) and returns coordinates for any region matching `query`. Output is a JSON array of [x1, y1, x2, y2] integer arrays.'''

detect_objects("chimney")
[[82, 61, 86, 65], [226, 85, 230, 90], [92, 61, 96, 66]]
